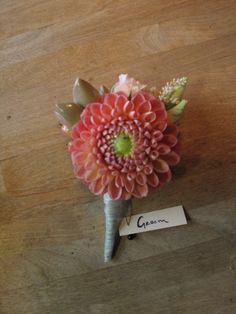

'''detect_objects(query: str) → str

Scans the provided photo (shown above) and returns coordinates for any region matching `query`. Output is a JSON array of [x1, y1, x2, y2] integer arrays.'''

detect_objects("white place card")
[[119, 205, 187, 236]]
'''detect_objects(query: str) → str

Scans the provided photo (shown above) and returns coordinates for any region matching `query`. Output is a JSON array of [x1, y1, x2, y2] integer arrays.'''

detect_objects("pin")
[[125, 202, 137, 240]]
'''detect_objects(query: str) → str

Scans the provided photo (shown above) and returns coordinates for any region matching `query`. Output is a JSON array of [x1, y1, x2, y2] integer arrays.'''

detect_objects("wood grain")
[[0, 0, 236, 313]]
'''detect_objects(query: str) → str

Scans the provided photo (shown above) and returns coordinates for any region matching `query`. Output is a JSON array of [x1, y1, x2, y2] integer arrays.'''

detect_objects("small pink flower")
[[111, 74, 146, 96], [69, 91, 180, 200]]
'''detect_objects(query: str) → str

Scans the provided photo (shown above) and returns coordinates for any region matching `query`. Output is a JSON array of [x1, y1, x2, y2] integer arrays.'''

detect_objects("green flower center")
[[113, 132, 133, 156]]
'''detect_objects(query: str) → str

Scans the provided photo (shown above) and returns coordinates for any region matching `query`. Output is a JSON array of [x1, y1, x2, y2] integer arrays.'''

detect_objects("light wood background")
[[0, 0, 236, 313]]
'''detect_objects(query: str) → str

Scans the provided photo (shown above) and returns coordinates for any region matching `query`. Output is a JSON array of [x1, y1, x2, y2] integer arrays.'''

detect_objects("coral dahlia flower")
[[69, 91, 180, 200]]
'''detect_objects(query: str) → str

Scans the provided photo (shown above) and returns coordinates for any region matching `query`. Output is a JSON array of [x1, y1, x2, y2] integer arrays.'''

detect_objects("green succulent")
[[73, 78, 99, 106], [159, 77, 188, 123], [54, 103, 83, 127]]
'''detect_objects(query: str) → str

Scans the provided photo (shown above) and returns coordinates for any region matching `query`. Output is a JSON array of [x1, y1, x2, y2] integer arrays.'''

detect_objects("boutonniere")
[[55, 74, 188, 262]]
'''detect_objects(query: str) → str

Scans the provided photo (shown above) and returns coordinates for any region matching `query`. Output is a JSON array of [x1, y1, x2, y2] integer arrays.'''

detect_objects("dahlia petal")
[[124, 177, 134, 193], [120, 174, 125, 187], [80, 131, 91, 141], [91, 114, 104, 126], [157, 143, 171, 155], [126, 173, 132, 181], [75, 166, 86, 178], [123, 101, 134, 114], [133, 183, 148, 198], [138, 90, 156, 101], [101, 172, 113, 186], [136, 172, 147, 185], [158, 170, 172, 184], [142, 112, 156, 123], [165, 124, 178, 136], [116, 95, 127, 113], [150, 99, 165, 112], [147, 172, 159, 187], [111, 108, 117, 117], [121, 189, 132, 200], [80, 108, 89, 118], [69, 138, 84, 151], [72, 120, 88, 137], [138, 151, 146, 160], [116, 91, 129, 97], [161, 151, 180, 166], [89, 178, 105, 195], [144, 164, 153, 175], [145, 147, 151, 154], [128, 111, 136, 119], [152, 130, 164, 141], [154, 159, 169, 173], [172, 141, 181, 154], [162, 135, 178, 147], [84, 153, 96, 169], [84, 166, 101, 182], [72, 151, 87, 163], [132, 93, 146, 106], [115, 175, 124, 188], [100, 103, 112, 121], [108, 179, 122, 200], [104, 93, 118, 107], [150, 150, 159, 160], [138, 101, 152, 114], [71, 143, 91, 159], [155, 108, 167, 120], [82, 115, 94, 129], [152, 120, 167, 132], [90, 103, 102, 117]]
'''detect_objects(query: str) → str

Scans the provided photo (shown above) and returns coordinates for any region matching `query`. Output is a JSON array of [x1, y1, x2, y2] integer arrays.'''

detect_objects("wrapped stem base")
[[103, 193, 132, 262]]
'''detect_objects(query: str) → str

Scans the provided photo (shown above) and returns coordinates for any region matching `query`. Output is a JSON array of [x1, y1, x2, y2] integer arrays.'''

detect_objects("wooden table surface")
[[0, 0, 236, 313]]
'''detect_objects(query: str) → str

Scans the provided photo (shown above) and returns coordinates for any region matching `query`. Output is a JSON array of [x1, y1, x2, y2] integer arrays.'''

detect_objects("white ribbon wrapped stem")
[[103, 193, 132, 262]]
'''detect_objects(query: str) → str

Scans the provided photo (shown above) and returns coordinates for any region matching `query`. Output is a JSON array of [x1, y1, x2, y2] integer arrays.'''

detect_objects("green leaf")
[[54, 103, 83, 127], [73, 78, 99, 106], [169, 85, 185, 103], [167, 99, 188, 123]]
